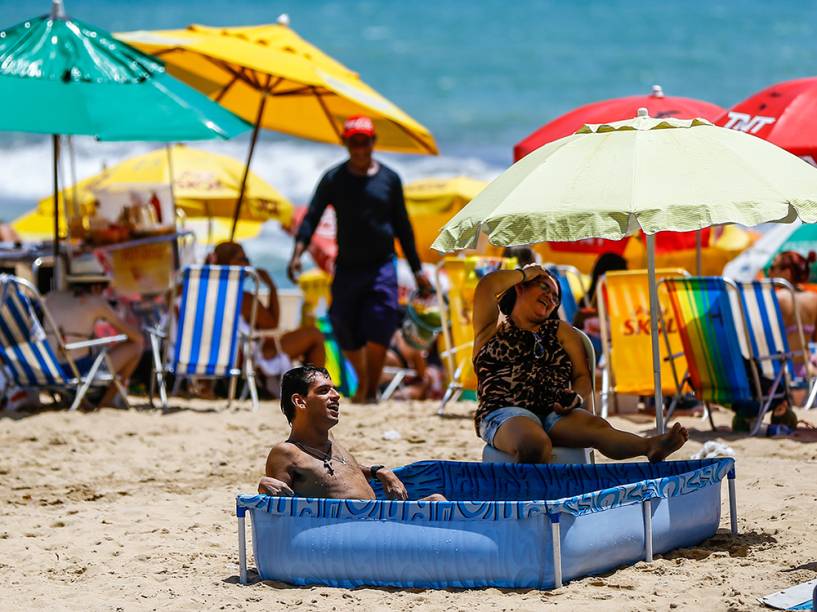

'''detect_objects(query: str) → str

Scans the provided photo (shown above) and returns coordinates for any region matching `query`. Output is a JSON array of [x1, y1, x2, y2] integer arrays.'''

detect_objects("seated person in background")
[[768, 250, 817, 377], [573, 252, 628, 358], [211, 242, 325, 393], [736, 249, 817, 430], [258, 366, 445, 501], [381, 325, 443, 400], [472, 262, 688, 464], [45, 255, 144, 406]]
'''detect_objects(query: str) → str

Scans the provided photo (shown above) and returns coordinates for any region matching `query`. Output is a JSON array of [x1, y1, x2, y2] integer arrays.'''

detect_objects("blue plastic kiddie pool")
[[236, 458, 737, 589]]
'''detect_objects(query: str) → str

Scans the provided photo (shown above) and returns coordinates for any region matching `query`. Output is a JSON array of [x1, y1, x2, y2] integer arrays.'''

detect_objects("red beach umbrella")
[[513, 85, 725, 161], [716, 77, 817, 164]]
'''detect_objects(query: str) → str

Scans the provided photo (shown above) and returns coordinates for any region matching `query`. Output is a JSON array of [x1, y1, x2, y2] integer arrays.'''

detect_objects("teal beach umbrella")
[[0, 1, 249, 266]]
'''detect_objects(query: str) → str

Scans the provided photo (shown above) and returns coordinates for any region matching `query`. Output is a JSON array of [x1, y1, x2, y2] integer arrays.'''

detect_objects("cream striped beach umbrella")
[[433, 109, 817, 433]]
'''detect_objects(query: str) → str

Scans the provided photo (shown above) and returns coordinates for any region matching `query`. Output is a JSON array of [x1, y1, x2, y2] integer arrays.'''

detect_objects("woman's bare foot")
[[647, 422, 689, 462]]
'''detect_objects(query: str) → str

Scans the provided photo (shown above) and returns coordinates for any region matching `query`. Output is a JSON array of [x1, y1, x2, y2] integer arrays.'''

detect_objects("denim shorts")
[[478, 406, 565, 446]]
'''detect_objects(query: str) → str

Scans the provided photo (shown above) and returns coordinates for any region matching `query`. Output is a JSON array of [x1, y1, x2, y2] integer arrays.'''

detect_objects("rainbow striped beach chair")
[[0, 275, 129, 410], [661, 277, 791, 435], [149, 265, 260, 411]]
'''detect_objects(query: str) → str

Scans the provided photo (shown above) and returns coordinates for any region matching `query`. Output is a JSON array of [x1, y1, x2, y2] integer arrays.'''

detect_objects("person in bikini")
[[768, 251, 817, 375], [755, 250, 817, 429], [472, 262, 688, 463], [258, 365, 445, 500]]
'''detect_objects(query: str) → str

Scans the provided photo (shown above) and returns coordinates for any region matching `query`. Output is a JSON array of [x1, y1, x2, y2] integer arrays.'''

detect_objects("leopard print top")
[[473, 317, 573, 433]]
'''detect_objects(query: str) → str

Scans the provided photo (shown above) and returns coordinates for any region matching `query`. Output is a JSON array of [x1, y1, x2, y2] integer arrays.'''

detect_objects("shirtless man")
[[258, 365, 444, 500], [45, 255, 144, 406]]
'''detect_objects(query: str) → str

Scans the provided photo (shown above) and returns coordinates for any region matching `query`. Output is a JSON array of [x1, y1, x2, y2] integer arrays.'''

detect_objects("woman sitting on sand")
[[472, 263, 688, 463]]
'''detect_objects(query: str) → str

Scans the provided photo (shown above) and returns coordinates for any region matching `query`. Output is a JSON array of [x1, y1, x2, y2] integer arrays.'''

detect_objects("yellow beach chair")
[[596, 268, 690, 418], [435, 255, 516, 414]]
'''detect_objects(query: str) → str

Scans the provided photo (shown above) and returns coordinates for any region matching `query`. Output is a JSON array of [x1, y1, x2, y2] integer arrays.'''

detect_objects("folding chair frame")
[[543, 263, 589, 322], [0, 274, 129, 411], [148, 265, 260, 412]]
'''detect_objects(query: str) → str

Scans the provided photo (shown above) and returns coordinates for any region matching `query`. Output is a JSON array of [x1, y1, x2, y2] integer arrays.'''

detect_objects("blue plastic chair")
[[547, 264, 586, 324]]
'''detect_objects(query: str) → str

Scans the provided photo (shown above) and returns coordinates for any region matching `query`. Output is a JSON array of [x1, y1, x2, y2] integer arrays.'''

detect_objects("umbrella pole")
[[52, 134, 61, 289], [695, 229, 702, 275], [166, 144, 177, 223], [230, 92, 268, 241], [647, 233, 665, 434]]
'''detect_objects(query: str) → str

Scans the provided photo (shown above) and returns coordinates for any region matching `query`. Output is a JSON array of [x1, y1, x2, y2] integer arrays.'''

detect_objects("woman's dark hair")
[[585, 252, 628, 305], [771, 250, 816, 285], [498, 269, 562, 317], [502, 245, 536, 267], [280, 365, 330, 423]]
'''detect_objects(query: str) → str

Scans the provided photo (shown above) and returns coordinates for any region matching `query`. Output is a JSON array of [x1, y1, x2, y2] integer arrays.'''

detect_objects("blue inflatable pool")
[[236, 458, 737, 589]]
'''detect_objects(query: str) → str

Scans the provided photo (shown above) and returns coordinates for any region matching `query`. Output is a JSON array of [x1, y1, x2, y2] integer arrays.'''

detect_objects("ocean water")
[[1, 1, 816, 284]]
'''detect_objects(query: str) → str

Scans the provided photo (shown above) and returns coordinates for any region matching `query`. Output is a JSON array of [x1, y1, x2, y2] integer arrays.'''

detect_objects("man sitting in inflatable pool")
[[473, 263, 689, 463], [258, 365, 445, 501]]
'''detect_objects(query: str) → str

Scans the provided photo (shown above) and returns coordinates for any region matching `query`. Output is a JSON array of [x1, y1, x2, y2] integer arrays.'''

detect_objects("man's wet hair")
[[280, 365, 331, 423]]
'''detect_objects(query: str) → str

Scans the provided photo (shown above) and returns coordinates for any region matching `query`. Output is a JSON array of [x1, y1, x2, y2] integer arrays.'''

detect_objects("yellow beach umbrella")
[[117, 17, 437, 237], [29, 144, 292, 223], [118, 22, 437, 154], [400, 176, 489, 263]]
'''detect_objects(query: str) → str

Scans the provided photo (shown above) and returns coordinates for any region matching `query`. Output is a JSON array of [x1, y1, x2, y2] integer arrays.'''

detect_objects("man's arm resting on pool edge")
[[363, 465, 408, 501], [258, 445, 296, 496]]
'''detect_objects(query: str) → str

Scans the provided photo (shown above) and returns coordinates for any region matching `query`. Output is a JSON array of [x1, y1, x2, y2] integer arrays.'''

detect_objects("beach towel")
[[760, 579, 816, 610]]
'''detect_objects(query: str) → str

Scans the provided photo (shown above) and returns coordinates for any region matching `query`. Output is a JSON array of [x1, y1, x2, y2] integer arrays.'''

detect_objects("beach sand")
[[1, 398, 816, 611]]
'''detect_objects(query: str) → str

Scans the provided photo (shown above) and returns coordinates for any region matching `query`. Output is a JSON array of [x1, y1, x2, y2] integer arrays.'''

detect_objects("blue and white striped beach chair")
[[736, 279, 814, 410], [0, 275, 128, 410], [150, 265, 260, 411]]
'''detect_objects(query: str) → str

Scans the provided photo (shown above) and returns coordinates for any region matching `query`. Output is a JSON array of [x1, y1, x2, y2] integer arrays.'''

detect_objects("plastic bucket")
[[402, 291, 442, 351]]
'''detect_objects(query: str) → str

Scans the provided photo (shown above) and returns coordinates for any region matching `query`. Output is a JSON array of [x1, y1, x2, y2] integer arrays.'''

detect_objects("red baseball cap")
[[342, 115, 375, 139]]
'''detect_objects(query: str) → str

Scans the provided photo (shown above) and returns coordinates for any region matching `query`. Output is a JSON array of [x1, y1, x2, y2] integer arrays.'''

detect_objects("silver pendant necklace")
[[289, 440, 347, 476]]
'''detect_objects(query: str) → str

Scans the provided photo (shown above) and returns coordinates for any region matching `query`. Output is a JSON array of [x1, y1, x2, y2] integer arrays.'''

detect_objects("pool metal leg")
[[727, 468, 738, 535], [237, 505, 248, 585], [642, 499, 653, 562], [549, 514, 562, 588]]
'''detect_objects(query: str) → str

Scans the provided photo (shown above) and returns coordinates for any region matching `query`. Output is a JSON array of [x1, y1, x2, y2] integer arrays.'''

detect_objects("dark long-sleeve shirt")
[[295, 161, 423, 273]]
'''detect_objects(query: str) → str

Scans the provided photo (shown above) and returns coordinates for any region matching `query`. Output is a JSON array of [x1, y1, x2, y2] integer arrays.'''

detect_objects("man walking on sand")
[[258, 365, 444, 501], [288, 115, 431, 403]]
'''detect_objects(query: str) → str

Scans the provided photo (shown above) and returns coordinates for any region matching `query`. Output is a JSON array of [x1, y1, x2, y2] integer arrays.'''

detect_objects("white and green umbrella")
[[433, 109, 817, 432], [725, 220, 817, 282]]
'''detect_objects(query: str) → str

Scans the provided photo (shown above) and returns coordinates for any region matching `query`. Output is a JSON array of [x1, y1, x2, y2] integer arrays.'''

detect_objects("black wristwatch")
[[370, 464, 385, 479]]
